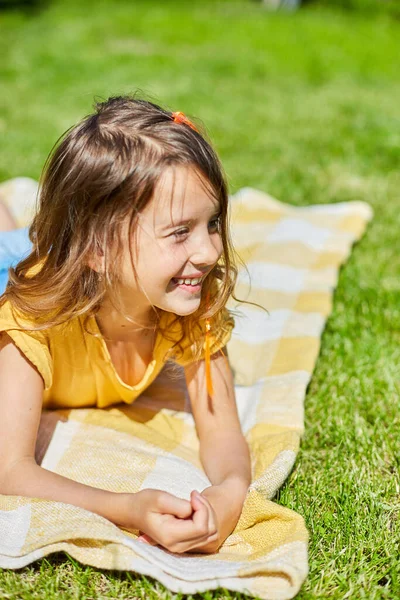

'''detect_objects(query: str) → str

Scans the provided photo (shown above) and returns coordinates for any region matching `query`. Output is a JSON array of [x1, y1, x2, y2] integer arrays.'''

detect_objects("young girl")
[[0, 96, 251, 555]]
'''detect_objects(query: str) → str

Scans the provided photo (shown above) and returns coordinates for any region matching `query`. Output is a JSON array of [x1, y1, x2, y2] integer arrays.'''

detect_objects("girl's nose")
[[189, 234, 222, 268]]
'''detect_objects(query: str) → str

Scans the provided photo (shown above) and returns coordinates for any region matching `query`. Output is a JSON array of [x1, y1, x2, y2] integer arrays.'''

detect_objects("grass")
[[0, 0, 399, 598]]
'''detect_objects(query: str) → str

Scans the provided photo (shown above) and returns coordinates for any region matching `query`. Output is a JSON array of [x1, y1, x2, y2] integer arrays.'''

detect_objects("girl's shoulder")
[[0, 297, 39, 331], [0, 297, 53, 390]]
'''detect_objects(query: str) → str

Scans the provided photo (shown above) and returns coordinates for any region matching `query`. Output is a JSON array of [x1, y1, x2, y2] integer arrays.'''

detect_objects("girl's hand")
[[135, 481, 247, 554], [188, 481, 248, 554], [122, 489, 218, 554]]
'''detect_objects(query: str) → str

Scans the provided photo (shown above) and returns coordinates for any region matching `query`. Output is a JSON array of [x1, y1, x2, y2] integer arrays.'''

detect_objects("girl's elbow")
[[0, 455, 37, 496]]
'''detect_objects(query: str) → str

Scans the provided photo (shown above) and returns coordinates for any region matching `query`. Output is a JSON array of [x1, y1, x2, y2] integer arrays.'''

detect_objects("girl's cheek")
[[168, 244, 188, 262]]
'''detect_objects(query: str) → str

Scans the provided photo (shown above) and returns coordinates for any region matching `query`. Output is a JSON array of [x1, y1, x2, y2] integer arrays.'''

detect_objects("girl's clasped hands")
[[133, 489, 219, 553]]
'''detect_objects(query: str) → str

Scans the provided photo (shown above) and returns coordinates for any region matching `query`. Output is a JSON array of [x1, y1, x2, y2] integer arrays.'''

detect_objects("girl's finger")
[[192, 492, 217, 537], [157, 492, 193, 519], [190, 491, 213, 534], [137, 533, 158, 546], [158, 497, 210, 547]]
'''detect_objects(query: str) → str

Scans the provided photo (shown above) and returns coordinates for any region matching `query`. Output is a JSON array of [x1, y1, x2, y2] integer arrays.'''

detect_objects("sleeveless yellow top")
[[0, 300, 233, 409]]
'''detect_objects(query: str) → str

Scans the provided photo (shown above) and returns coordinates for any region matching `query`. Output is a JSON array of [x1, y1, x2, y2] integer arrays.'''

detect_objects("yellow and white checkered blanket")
[[0, 179, 372, 600]]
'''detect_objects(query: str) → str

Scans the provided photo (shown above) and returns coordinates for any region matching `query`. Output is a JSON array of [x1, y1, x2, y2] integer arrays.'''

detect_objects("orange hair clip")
[[171, 111, 199, 133], [204, 290, 214, 399], [204, 291, 232, 400], [204, 316, 214, 399]]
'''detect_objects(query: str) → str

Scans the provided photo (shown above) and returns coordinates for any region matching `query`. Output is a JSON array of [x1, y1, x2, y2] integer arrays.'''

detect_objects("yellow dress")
[[0, 300, 233, 409]]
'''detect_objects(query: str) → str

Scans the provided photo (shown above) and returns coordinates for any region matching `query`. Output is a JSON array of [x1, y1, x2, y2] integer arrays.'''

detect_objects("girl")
[[0, 96, 251, 555]]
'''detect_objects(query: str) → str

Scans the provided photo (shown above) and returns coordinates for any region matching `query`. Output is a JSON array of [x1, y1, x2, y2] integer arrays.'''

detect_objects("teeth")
[[175, 277, 202, 286]]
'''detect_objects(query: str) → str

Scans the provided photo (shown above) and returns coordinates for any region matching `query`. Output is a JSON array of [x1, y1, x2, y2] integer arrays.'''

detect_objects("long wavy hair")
[[0, 94, 242, 362]]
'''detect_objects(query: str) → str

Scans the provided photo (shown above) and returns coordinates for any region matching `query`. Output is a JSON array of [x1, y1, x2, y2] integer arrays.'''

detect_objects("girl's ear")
[[86, 238, 105, 274]]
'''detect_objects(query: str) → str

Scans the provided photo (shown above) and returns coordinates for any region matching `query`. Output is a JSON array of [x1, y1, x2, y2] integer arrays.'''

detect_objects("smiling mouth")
[[172, 276, 204, 286]]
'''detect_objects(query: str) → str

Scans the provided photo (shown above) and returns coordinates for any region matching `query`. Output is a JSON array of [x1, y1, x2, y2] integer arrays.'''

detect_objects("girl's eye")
[[172, 217, 221, 241], [209, 216, 221, 232], [173, 228, 189, 240]]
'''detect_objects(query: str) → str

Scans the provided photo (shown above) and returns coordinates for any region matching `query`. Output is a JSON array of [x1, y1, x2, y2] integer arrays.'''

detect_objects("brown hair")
[[0, 94, 243, 361]]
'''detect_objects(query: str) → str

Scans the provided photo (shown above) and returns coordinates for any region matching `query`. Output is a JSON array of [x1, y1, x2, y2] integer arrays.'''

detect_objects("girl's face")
[[117, 166, 223, 319]]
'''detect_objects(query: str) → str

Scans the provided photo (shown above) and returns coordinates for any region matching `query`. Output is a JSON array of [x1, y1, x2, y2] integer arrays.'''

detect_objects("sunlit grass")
[[0, 0, 399, 598]]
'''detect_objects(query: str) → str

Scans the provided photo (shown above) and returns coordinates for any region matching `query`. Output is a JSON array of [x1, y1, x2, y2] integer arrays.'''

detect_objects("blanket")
[[0, 178, 372, 600]]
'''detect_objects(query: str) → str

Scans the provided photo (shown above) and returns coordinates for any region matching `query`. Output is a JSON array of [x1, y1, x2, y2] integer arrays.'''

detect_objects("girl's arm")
[[0, 334, 125, 521], [184, 348, 252, 550], [0, 333, 218, 554], [0, 333, 147, 523]]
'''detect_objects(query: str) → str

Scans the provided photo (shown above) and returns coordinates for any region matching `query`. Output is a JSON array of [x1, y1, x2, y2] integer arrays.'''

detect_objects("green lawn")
[[0, 0, 399, 598]]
